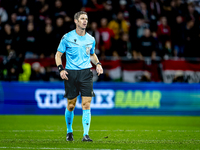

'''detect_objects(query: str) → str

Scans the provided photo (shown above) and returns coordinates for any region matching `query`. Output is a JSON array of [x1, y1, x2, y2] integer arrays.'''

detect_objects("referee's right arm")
[[55, 51, 68, 80]]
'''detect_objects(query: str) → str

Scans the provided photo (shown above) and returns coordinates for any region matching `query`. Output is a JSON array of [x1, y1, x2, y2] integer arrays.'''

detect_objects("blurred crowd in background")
[[0, 0, 200, 82]]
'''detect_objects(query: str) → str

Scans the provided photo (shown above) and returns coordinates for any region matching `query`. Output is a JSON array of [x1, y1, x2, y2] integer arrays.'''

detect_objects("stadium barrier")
[[23, 57, 200, 83], [1, 56, 200, 83], [0, 82, 200, 115]]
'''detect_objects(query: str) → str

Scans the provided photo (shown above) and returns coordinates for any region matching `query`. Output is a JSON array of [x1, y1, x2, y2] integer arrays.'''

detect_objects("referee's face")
[[77, 14, 88, 30]]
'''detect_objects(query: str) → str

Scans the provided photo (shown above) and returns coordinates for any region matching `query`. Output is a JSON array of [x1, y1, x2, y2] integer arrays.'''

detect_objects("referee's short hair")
[[74, 11, 87, 20]]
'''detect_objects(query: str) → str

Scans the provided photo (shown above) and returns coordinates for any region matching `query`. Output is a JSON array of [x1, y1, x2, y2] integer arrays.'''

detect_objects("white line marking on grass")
[[0, 130, 199, 132], [0, 147, 196, 150], [1, 139, 200, 142], [0, 147, 136, 150], [0, 130, 55, 132]]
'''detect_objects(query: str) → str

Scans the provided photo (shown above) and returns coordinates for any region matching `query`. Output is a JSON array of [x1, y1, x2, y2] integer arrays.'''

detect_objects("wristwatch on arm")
[[96, 62, 102, 66]]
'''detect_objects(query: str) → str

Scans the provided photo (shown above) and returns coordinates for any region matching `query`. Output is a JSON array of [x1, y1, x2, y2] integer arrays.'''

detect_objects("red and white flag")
[[162, 60, 200, 83]]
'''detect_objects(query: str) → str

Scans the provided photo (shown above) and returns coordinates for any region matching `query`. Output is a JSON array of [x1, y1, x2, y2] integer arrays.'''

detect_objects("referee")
[[55, 11, 103, 142]]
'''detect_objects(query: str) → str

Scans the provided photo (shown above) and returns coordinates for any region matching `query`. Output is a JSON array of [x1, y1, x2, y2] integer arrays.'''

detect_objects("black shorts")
[[64, 68, 95, 99]]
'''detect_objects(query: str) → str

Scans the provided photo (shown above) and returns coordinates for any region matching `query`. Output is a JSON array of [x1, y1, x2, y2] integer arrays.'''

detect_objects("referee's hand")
[[96, 64, 103, 76], [60, 70, 68, 80]]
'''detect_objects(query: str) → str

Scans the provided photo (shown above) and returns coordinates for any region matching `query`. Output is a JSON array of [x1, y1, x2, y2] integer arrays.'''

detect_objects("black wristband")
[[96, 62, 102, 66], [57, 65, 64, 73]]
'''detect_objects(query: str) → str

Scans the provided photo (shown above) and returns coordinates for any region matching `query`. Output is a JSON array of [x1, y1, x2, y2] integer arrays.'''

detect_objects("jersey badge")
[[86, 47, 91, 55]]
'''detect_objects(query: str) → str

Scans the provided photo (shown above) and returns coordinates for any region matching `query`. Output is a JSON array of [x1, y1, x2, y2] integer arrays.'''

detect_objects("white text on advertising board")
[[35, 89, 161, 109], [35, 89, 114, 109]]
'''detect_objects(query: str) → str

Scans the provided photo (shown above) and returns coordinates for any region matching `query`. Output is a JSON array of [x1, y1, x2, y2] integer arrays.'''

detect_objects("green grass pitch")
[[0, 115, 200, 149]]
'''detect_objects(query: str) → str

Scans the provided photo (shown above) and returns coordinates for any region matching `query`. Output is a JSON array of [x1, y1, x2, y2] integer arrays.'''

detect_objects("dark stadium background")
[[0, 0, 200, 82]]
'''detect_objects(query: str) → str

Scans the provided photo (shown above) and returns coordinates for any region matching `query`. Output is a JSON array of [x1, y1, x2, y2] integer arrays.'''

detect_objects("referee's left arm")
[[90, 53, 103, 76]]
